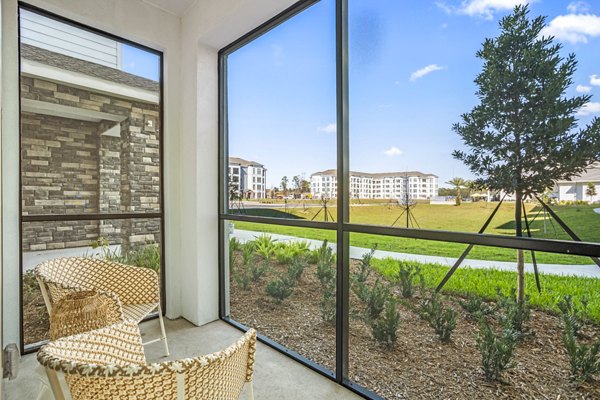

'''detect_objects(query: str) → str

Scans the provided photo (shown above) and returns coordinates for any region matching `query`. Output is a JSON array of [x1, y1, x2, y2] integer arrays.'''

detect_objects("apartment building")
[[229, 157, 267, 199], [311, 169, 438, 200]]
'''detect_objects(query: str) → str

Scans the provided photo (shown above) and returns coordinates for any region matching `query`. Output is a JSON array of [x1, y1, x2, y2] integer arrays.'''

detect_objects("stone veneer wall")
[[21, 76, 161, 252]]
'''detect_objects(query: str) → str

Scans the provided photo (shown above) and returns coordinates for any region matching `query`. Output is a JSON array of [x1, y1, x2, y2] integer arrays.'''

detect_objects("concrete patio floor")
[[4, 318, 361, 400]]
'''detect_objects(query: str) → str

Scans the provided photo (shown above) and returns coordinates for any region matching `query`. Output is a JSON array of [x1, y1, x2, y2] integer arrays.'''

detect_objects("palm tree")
[[446, 177, 467, 206]]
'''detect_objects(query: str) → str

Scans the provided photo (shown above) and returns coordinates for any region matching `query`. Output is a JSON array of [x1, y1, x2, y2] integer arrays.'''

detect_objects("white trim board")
[[21, 98, 127, 123], [21, 59, 159, 104]]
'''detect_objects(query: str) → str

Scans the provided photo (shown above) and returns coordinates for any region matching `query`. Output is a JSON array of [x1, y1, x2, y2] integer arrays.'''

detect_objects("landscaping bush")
[[498, 288, 531, 339], [476, 318, 519, 382], [287, 256, 306, 284], [309, 240, 335, 266], [371, 298, 400, 347], [233, 265, 251, 291], [320, 287, 336, 325], [317, 258, 336, 288], [266, 278, 294, 303], [229, 237, 242, 252], [563, 316, 600, 382], [249, 259, 269, 283], [242, 242, 256, 266], [419, 293, 457, 343], [557, 294, 588, 338], [365, 279, 390, 320], [458, 297, 496, 321], [253, 234, 277, 259], [352, 246, 376, 302], [395, 261, 422, 298]]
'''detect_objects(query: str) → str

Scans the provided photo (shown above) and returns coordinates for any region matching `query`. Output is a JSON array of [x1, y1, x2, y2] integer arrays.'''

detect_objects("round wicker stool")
[[49, 290, 123, 340]]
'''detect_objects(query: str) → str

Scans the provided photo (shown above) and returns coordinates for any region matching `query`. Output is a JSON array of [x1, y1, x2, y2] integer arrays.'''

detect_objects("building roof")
[[21, 43, 159, 92], [556, 163, 600, 183], [229, 157, 264, 168], [311, 169, 437, 179]]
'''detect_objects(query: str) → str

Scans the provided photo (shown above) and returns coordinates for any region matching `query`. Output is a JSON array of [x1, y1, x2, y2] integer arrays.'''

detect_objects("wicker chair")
[[34, 257, 169, 356], [37, 321, 257, 400]]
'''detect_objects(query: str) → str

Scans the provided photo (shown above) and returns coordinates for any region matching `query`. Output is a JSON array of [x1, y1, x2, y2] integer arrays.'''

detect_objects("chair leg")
[[45, 368, 66, 400], [158, 305, 170, 356], [248, 381, 254, 400]]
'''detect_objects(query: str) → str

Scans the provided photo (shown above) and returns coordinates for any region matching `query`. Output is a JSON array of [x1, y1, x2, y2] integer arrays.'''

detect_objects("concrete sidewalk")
[[232, 229, 600, 279]]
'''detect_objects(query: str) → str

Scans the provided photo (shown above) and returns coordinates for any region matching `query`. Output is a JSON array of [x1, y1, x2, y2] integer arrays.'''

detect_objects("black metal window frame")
[[17, 2, 166, 354], [218, 1, 600, 398]]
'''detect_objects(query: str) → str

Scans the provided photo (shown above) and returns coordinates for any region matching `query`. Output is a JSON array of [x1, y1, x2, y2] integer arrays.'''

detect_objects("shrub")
[[497, 288, 531, 338], [563, 317, 600, 382], [419, 293, 457, 343], [309, 240, 335, 266], [320, 287, 336, 324], [266, 278, 293, 303], [229, 237, 242, 252], [476, 318, 519, 381], [233, 266, 251, 291], [352, 246, 376, 302], [242, 242, 255, 266], [287, 256, 306, 284], [274, 245, 297, 264], [253, 234, 277, 259], [371, 298, 401, 347], [249, 259, 269, 283], [557, 295, 588, 338], [365, 279, 390, 320], [459, 297, 496, 321], [395, 261, 422, 298], [317, 258, 336, 288]]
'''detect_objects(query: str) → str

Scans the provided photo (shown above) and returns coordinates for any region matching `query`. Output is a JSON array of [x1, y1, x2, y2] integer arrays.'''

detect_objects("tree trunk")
[[515, 191, 525, 303]]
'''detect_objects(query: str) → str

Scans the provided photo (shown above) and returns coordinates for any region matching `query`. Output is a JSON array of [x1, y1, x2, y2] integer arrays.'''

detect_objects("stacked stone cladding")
[[21, 76, 161, 252]]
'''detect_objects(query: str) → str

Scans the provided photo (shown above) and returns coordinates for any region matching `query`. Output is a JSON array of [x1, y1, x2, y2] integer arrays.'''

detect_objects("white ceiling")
[[142, 0, 197, 16]]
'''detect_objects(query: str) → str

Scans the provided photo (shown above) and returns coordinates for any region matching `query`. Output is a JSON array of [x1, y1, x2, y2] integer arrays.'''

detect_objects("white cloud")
[[567, 1, 590, 14], [591, 74, 600, 86], [383, 146, 403, 157], [317, 123, 336, 134], [576, 84, 592, 93], [410, 64, 446, 81], [541, 14, 600, 44], [576, 102, 600, 116], [437, 0, 529, 20]]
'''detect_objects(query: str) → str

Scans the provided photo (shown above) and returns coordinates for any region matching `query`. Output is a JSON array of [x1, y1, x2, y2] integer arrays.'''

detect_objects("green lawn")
[[372, 257, 600, 323], [231, 202, 599, 265]]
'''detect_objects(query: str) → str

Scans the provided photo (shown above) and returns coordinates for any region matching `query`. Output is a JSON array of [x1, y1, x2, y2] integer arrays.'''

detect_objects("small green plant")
[[557, 294, 588, 338], [419, 293, 457, 343], [371, 298, 401, 347], [249, 259, 269, 283], [317, 259, 336, 288], [89, 237, 161, 272], [365, 279, 390, 320], [352, 246, 376, 302], [459, 297, 496, 321], [320, 285, 337, 325], [287, 256, 306, 284], [266, 277, 294, 303], [497, 288, 531, 338], [395, 261, 422, 298], [309, 240, 335, 266], [274, 245, 297, 264], [242, 242, 256, 266], [254, 234, 277, 259], [476, 318, 519, 382], [229, 237, 242, 252], [563, 319, 600, 382], [233, 265, 251, 291]]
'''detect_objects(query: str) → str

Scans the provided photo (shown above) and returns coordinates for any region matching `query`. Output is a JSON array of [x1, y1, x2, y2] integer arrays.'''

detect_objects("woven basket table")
[[49, 289, 124, 340]]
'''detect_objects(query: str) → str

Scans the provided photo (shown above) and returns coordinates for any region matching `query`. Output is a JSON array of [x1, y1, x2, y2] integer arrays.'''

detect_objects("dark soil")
[[230, 256, 600, 399]]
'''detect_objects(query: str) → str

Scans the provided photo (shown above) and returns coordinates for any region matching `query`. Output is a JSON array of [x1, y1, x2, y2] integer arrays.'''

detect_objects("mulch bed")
[[23, 271, 50, 345], [230, 257, 600, 399]]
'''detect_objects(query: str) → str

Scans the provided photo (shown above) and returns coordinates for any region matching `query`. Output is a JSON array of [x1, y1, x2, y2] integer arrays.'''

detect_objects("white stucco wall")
[[2, 0, 297, 347]]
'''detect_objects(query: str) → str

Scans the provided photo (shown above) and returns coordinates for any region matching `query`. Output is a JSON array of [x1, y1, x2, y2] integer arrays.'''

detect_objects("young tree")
[[301, 179, 311, 194], [281, 176, 289, 196], [292, 175, 301, 194], [446, 177, 467, 206], [587, 182, 597, 203], [453, 5, 600, 302]]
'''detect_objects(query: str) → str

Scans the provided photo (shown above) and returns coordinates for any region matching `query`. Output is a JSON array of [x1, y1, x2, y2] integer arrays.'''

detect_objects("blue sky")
[[121, 44, 160, 81], [228, 0, 600, 189]]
